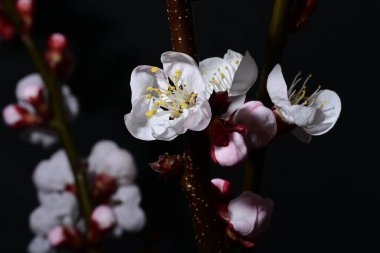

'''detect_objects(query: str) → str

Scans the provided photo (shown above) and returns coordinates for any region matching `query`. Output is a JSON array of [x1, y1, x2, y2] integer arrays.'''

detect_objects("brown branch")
[[165, 0, 226, 252]]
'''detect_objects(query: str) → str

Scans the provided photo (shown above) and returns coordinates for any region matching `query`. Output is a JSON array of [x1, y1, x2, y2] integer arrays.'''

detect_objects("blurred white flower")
[[91, 205, 116, 231], [2, 73, 79, 147], [112, 185, 146, 234], [200, 49, 258, 117], [30, 192, 79, 235], [124, 51, 212, 141], [88, 140, 137, 185], [28, 236, 52, 253], [33, 150, 74, 192], [267, 64, 341, 143]]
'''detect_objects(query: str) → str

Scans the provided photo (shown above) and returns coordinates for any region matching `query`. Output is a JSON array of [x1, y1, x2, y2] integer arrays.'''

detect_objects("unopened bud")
[[149, 153, 183, 176], [47, 33, 68, 52], [48, 226, 83, 250], [2, 104, 41, 129], [291, 0, 318, 32], [91, 205, 116, 232]]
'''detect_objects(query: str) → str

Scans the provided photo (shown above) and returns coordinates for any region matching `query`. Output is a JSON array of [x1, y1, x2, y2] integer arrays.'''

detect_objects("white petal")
[[113, 204, 146, 232], [228, 191, 273, 237], [199, 57, 228, 96], [88, 140, 119, 173], [267, 64, 291, 109], [16, 73, 45, 102], [304, 89, 341, 135], [22, 128, 58, 148], [183, 99, 212, 132], [228, 51, 258, 97], [61, 85, 80, 119], [28, 237, 51, 253], [291, 127, 312, 143], [222, 94, 246, 118], [125, 96, 169, 141], [283, 104, 325, 127], [33, 150, 74, 191], [214, 132, 247, 168], [161, 51, 207, 93], [130, 65, 168, 105], [101, 149, 137, 185], [223, 49, 244, 73], [112, 185, 142, 205]]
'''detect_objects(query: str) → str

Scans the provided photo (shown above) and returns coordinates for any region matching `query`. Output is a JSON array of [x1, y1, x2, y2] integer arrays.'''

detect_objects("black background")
[[1, 0, 379, 252]]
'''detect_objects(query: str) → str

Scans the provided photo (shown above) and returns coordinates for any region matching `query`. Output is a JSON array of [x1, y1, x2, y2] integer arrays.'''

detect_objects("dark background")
[[1, 0, 379, 252]]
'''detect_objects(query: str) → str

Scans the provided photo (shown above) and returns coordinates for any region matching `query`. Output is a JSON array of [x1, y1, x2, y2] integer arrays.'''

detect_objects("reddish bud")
[[2, 104, 41, 129], [0, 15, 15, 40], [209, 91, 230, 116], [291, 0, 318, 32], [149, 153, 183, 176], [48, 226, 83, 250], [16, 0, 34, 16], [48, 33, 68, 51], [90, 205, 116, 234]]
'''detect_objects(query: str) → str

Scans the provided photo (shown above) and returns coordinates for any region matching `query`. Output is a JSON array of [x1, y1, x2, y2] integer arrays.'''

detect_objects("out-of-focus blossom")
[[45, 33, 75, 78], [28, 236, 51, 253], [91, 205, 116, 232], [267, 64, 341, 143], [2, 73, 79, 147], [29, 192, 79, 235], [112, 185, 146, 234], [0, 0, 34, 41], [200, 50, 258, 117], [124, 51, 211, 141], [33, 150, 74, 192]]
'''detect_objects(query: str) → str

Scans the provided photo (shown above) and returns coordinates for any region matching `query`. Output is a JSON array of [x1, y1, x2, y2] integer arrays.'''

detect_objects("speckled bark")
[[165, 0, 226, 252]]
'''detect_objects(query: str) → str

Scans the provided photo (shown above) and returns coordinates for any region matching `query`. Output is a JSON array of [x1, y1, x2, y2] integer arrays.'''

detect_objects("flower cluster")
[[211, 178, 274, 247], [2, 73, 79, 147], [28, 140, 145, 253]]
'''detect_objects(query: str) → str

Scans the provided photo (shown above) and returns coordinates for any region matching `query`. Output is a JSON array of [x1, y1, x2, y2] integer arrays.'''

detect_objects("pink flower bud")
[[211, 178, 232, 199], [91, 205, 116, 232], [226, 191, 274, 247], [16, 77, 45, 107], [16, 0, 34, 16], [48, 226, 83, 250], [2, 104, 40, 129], [233, 101, 277, 148], [47, 33, 68, 52], [48, 226, 66, 247], [211, 132, 247, 168]]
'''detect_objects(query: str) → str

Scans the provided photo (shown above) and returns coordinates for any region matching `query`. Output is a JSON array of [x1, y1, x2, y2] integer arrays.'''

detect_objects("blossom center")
[[205, 62, 239, 92], [288, 72, 327, 108], [145, 68, 197, 120]]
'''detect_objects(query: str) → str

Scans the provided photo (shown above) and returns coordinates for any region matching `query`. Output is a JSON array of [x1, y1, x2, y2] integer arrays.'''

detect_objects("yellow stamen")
[[151, 67, 158, 73]]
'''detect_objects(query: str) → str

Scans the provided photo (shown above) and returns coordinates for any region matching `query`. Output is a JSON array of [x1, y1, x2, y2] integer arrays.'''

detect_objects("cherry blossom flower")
[[88, 140, 137, 186], [124, 51, 212, 141], [33, 150, 74, 192], [267, 64, 341, 142], [2, 73, 79, 147], [200, 49, 258, 117]]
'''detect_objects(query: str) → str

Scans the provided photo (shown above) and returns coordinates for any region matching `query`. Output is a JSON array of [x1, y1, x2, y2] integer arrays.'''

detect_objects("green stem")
[[3, 0, 93, 241], [165, 0, 226, 252], [244, 0, 294, 193]]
